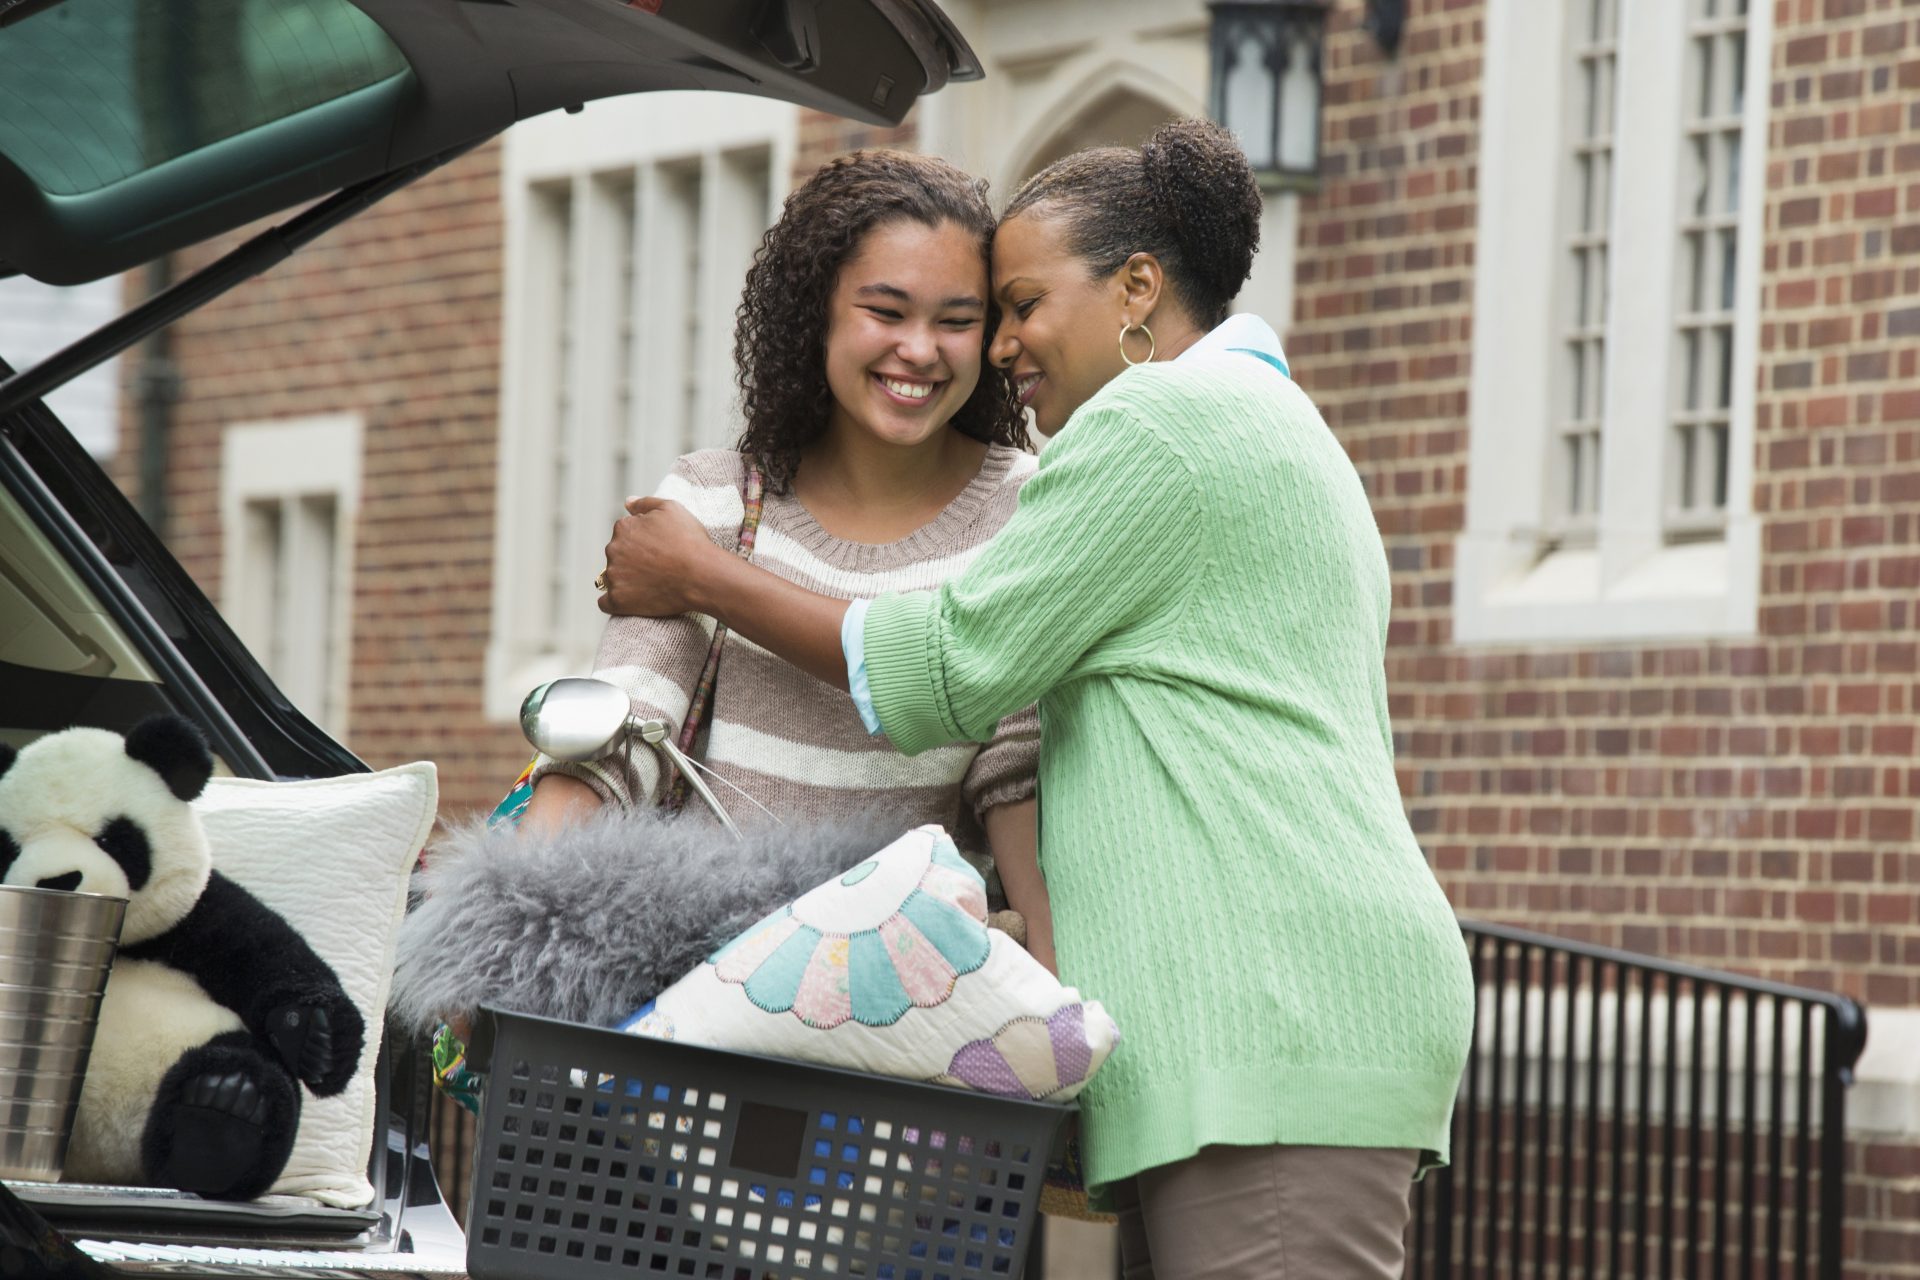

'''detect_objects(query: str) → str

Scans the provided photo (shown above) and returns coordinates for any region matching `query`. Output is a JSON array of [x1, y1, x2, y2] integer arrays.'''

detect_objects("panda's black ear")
[[124, 715, 214, 802], [0, 741, 15, 779]]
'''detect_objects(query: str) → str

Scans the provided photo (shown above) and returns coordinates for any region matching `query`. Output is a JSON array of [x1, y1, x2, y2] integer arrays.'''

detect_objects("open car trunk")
[[1, 0, 979, 285], [0, 0, 980, 1272]]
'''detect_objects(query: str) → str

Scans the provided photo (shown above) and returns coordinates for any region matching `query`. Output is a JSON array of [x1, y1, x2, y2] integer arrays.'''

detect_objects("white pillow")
[[194, 762, 438, 1208], [623, 825, 1117, 1103]]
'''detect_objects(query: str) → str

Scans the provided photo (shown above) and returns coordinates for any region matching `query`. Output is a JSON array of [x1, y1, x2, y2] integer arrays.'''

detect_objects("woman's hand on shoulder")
[[599, 497, 721, 617]]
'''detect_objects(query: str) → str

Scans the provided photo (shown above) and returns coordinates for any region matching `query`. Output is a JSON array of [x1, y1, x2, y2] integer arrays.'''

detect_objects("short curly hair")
[[734, 151, 1027, 493], [1003, 118, 1262, 328]]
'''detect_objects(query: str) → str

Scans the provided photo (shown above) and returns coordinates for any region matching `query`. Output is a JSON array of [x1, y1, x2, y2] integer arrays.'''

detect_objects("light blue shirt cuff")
[[842, 598, 883, 736]]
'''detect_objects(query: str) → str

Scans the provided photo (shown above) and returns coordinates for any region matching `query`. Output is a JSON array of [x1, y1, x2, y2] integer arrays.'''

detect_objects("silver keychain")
[[519, 677, 775, 839]]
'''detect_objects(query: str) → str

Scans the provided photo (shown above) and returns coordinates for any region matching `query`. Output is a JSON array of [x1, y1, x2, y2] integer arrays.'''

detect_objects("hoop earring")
[[1118, 321, 1156, 367]]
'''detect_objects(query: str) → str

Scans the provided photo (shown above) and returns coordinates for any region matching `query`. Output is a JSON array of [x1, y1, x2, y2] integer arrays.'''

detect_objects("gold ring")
[[594, 571, 608, 592]]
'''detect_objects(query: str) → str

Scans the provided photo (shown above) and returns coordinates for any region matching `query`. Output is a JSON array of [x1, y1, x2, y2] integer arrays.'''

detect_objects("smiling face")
[[988, 211, 1133, 437], [821, 218, 989, 451]]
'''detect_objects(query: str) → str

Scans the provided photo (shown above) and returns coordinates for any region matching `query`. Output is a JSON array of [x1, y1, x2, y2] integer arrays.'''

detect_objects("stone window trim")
[[219, 413, 362, 737], [0, 275, 123, 459], [485, 95, 795, 723], [1454, 0, 1771, 646]]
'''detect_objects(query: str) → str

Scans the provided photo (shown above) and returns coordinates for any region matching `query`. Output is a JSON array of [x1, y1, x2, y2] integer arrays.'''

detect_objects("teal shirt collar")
[[1175, 313, 1290, 378]]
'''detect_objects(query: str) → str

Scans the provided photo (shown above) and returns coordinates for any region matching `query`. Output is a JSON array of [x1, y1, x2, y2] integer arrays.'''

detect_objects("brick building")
[[95, 0, 1919, 1270], [1293, 1, 1920, 1271]]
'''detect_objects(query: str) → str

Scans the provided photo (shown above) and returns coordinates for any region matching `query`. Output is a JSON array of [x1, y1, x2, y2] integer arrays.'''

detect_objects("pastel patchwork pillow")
[[622, 825, 1117, 1103], [196, 763, 439, 1207]]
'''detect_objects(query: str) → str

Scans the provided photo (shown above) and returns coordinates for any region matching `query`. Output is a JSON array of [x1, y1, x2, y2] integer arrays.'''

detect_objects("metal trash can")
[[0, 884, 125, 1182], [464, 1007, 1072, 1280]]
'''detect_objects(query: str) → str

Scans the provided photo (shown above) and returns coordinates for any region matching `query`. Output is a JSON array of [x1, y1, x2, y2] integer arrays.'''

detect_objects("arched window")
[[1009, 85, 1180, 187]]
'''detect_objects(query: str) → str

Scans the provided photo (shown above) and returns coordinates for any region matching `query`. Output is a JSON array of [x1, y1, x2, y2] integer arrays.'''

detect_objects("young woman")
[[530, 149, 1054, 967], [595, 120, 1475, 1278]]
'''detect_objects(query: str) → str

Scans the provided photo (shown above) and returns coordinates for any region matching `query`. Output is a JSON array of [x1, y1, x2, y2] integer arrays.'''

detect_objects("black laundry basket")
[[463, 1008, 1074, 1280]]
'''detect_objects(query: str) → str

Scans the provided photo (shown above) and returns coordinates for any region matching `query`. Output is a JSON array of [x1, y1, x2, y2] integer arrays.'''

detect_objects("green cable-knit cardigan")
[[861, 353, 1475, 1207]]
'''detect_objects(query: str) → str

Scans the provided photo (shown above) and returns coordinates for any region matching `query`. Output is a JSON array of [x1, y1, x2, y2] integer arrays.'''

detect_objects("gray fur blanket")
[[388, 809, 904, 1035]]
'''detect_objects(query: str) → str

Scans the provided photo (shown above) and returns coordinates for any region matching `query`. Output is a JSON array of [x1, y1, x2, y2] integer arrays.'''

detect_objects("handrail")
[[1408, 920, 1868, 1279], [1461, 919, 1869, 1057]]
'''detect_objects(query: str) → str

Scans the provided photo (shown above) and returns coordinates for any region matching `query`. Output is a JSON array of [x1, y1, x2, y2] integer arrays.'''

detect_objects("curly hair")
[[733, 150, 1027, 493], [1003, 118, 1262, 328]]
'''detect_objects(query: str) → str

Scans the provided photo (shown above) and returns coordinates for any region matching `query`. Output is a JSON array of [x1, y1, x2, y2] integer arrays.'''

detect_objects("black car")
[[0, 1, 980, 1274]]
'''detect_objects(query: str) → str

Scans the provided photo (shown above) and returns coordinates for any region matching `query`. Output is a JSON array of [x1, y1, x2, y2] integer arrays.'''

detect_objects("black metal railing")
[[1408, 921, 1868, 1280]]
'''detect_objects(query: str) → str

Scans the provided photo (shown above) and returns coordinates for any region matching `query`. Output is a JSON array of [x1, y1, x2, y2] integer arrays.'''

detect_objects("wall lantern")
[[1206, 0, 1330, 190], [1365, 0, 1406, 57]]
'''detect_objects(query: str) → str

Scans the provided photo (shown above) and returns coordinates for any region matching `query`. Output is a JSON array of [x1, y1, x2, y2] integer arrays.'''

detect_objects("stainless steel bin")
[[0, 884, 125, 1182]]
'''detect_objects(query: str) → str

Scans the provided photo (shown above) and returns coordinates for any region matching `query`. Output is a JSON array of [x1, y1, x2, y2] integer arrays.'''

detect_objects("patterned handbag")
[[1039, 1127, 1113, 1223]]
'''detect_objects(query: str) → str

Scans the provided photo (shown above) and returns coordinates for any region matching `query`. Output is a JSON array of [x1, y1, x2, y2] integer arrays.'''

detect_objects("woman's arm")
[[601, 497, 851, 688], [529, 609, 718, 807], [984, 799, 1054, 975], [859, 409, 1199, 752], [962, 706, 1047, 969], [533, 457, 749, 808], [602, 404, 1200, 753], [519, 772, 604, 835]]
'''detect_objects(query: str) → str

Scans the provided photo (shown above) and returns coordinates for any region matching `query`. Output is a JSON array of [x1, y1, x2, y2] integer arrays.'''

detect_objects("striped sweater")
[[532, 446, 1040, 841]]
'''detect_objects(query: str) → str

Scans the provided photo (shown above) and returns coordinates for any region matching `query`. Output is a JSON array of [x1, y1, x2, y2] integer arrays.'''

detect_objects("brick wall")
[[1298, 0, 1919, 1025], [114, 142, 531, 818], [1289, 1, 1919, 1273], [1853, 1136, 1920, 1274]]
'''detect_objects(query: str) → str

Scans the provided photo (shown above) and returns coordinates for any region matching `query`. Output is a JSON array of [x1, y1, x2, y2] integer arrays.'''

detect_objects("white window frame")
[[220, 414, 361, 736], [0, 276, 123, 458], [485, 94, 795, 722], [1456, 0, 1770, 645], [1544, 0, 1619, 546]]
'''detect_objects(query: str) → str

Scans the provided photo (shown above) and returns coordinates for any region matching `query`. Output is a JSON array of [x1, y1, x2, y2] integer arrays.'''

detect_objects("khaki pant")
[[1112, 1144, 1417, 1279]]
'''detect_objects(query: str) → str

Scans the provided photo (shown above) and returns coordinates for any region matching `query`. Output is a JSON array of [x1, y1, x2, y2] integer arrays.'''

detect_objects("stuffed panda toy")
[[0, 714, 363, 1201]]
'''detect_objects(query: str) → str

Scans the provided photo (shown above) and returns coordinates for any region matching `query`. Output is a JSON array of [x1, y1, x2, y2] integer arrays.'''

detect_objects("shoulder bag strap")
[[661, 462, 766, 812]]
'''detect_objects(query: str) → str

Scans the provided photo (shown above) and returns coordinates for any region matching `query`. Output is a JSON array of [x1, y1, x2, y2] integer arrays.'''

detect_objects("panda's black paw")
[[154, 1073, 273, 1196], [266, 992, 364, 1097], [181, 1069, 274, 1124], [145, 1039, 300, 1201]]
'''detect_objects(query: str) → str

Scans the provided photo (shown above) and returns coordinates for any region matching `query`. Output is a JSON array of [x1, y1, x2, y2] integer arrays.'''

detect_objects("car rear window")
[[0, 0, 408, 197]]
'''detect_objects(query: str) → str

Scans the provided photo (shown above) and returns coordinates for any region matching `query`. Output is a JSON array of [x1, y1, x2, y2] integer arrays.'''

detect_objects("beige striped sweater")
[[532, 445, 1040, 844]]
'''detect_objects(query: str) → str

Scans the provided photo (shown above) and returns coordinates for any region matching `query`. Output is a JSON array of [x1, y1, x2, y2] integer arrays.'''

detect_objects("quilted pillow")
[[195, 762, 438, 1207], [621, 825, 1117, 1103]]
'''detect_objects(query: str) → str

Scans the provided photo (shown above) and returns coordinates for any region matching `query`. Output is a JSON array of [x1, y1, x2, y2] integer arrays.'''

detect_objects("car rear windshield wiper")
[[0, 0, 73, 31]]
